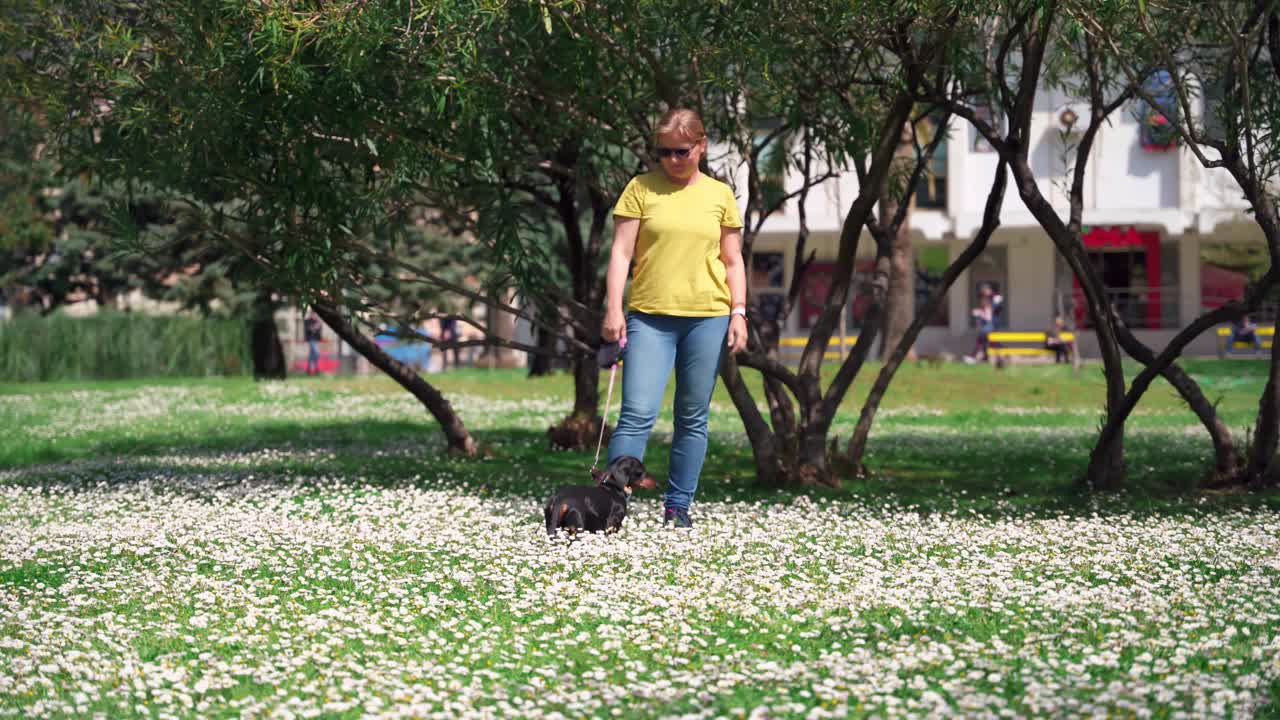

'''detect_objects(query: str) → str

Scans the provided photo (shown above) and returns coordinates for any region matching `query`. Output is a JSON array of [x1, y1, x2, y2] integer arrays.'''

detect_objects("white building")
[[741, 88, 1267, 357]]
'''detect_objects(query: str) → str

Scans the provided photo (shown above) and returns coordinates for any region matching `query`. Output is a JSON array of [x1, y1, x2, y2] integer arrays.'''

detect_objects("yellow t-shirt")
[[613, 172, 744, 316]]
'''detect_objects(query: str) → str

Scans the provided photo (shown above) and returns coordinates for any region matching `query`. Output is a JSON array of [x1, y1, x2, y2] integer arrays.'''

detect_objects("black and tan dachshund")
[[544, 455, 657, 537]]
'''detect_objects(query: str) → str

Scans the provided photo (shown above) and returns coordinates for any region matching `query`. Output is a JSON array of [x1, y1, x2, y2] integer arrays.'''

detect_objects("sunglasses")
[[654, 146, 695, 159]]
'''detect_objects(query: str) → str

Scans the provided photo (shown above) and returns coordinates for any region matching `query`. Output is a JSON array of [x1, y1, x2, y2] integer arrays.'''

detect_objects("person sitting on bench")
[[1229, 314, 1262, 354], [1044, 315, 1072, 364]]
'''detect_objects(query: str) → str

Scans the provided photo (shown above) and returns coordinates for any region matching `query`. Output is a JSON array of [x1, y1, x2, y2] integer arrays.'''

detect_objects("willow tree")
[[0, 103, 298, 377], [909, 0, 1242, 489], [1072, 0, 1280, 488], [2, 0, 536, 455], [677, 0, 971, 488], [413, 1, 665, 449]]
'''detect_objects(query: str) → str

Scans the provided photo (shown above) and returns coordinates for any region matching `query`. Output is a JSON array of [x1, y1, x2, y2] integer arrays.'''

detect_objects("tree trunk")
[[850, 162, 1009, 470], [795, 423, 839, 488], [720, 354, 780, 487], [880, 125, 917, 361], [773, 97, 917, 489], [313, 303, 477, 456], [527, 304, 560, 377], [1086, 438, 1127, 490], [250, 291, 286, 380], [724, 88, 917, 492], [1010, 158, 1129, 490], [546, 151, 610, 449], [547, 356, 605, 450], [483, 289, 521, 369], [526, 327, 555, 376], [1073, 256, 1128, 490], [881, 216, 915, 361], [752, 316, 799, 465], [1052, 247, 1130, 492], [1110, 325, 1240, 480], [1245, 337, 1280, 486], [546, 274, 604, 449]]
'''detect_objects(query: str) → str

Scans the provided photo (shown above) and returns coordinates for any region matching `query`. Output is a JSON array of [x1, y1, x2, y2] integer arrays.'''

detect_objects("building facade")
[[741, 88, 1267, 357]]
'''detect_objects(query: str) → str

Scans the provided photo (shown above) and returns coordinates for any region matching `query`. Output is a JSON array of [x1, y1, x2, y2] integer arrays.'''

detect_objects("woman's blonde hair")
[[655, 108, 706, 144]]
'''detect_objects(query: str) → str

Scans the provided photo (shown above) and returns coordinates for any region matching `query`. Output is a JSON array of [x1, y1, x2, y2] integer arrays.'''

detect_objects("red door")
[[1074, 227, 1162, 329]]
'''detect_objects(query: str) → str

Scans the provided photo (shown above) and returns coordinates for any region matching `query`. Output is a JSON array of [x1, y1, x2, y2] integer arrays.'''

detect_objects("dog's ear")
[[618, 457, 656, 490], [607, 455, 655, 490]]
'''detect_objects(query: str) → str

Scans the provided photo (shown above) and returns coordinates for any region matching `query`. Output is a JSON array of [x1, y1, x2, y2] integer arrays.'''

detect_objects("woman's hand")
[[603, 218, 638, 345], [726, 314, 748, 354], [719, 226, 748, 356], [602, 307, 627, 344]]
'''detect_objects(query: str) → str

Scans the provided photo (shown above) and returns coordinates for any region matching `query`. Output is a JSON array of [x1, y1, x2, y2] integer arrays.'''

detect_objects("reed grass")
[[0, 311, 251, 382]]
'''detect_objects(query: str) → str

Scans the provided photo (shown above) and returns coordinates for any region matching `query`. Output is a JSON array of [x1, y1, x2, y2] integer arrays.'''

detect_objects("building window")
[[798, 259, 876, 330], [798, 262, 835, 330], [971, 103, 1001, 153], [751, 251, 785, 290], [753, 124, 788, 215], [749, 252, 787, 323], [915, 245, 950, 327], [1201, 77, 1227, 141], [913, 116, 948, 210], [1136, 70, 1179, 151]]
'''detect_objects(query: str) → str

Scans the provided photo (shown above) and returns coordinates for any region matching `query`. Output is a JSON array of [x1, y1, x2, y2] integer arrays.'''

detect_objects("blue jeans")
[[607, 312, 729, 511], [1228, 327, 1261, 353]]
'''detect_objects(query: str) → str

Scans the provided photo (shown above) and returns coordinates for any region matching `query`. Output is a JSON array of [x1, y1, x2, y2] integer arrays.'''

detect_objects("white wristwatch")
[[730, 306, 747, 318]]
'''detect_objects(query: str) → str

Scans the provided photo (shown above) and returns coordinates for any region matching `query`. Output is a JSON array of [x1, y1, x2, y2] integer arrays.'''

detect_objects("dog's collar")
[[598, 473, 628, 495]]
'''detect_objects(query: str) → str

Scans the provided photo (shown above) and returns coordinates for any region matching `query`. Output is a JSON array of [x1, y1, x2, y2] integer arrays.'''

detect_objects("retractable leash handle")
[[591, 336, 626, 474]]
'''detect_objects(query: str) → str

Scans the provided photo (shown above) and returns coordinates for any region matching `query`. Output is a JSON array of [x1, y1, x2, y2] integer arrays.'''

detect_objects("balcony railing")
[[1062, 288, 1280, 330], [1201, 295, 1280, 326], [1060, 286, 1181, 330]]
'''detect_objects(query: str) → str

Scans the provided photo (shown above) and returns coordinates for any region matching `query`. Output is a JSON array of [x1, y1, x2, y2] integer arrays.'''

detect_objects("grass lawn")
[[0, 360, 1277, 718]]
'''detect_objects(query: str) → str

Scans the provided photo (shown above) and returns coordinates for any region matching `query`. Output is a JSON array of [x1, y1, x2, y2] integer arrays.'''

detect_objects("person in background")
[[967, 284, 1003, 363], [438, 316, 460, 370], [418, 319, 437, 372], [303, 310, 323, 375], [1044, 315, 1072, 364], [1228, 314, 1262, 354]]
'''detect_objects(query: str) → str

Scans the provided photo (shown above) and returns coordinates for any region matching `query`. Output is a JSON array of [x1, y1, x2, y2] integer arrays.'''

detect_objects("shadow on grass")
[[4, 417, 1278, 519], [0, 417, 449, 469]]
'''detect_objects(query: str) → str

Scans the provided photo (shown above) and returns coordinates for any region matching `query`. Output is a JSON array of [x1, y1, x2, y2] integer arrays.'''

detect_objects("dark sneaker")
[[663, 506, 693, 529]]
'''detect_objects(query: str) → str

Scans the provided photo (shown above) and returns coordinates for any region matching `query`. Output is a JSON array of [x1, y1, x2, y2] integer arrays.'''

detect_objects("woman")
[[602, 108, 748, 529], [968, 284, 1002, 363]]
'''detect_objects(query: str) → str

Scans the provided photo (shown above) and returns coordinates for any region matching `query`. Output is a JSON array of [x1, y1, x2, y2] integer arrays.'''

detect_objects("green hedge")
[[0, 311, 252, 382]]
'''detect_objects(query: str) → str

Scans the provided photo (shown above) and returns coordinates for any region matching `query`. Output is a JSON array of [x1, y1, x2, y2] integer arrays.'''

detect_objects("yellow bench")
[[988, 331, 1076, 364], [779, 335, 861, 362], [1216, 325, 1273, 357]]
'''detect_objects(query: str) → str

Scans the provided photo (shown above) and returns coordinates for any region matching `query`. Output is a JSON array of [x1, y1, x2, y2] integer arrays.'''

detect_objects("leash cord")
[[591, 362, 617, 472]]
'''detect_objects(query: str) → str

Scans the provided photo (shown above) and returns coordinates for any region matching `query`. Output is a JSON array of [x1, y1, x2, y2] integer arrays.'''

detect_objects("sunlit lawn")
[[1, 361, 1277, 718]]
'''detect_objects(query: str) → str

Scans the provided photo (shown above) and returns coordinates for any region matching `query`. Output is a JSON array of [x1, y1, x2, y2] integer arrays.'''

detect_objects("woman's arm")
[[602, 217, 640, 343], [720, 226, 748, 353]]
